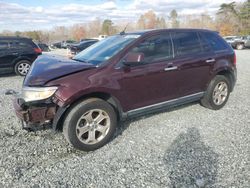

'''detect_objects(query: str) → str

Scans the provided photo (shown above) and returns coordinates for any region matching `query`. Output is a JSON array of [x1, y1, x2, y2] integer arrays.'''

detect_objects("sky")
[[0, 0, 246, 31]]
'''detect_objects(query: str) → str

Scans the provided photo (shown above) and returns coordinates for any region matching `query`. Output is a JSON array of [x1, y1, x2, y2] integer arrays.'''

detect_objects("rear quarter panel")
[[208, 50, 236, 88]]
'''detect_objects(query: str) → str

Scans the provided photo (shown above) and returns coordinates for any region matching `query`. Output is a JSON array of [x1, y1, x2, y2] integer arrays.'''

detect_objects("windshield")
[[73, 34, 141, 65]]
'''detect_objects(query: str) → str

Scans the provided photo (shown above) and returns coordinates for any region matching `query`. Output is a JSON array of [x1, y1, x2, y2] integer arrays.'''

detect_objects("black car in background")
[[68, 39, 98, 58], [0, 36, 42, 76]]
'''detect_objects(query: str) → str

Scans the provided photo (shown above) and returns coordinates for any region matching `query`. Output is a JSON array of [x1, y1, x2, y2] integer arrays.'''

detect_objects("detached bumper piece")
[[13, 98, 56, 131]]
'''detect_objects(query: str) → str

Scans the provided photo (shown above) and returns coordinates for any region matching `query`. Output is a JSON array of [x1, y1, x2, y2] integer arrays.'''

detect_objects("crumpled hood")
[[24, 54, 95, 86]]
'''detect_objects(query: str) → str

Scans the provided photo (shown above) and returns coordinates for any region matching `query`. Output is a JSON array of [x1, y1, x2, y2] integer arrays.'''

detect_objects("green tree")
[[216, 1, 239, 35], [15, 31, 21, 37], [102, 19, 113, 35], [239, 0, 250, 34], [170, 9, 179, 28], [24, 31, 42, 41], [156, 17, 167, 28], [218, 2, 237, 16]]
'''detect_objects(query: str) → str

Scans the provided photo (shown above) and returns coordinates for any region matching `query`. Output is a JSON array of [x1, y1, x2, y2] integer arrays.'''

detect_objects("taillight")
[[34, 47, 42, 54], [233, 53, 236, 66]]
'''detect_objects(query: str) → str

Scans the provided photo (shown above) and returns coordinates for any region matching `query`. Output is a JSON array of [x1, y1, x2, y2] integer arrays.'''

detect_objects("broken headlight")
[[22, 87, 58, 102]]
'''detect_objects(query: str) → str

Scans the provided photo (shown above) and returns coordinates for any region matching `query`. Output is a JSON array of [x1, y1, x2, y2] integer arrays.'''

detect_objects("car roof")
[[125, 28, 217, 35], [0, 36, 32, 41]]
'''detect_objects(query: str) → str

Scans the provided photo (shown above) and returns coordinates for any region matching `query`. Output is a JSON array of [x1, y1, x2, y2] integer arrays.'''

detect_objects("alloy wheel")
[[212, 81, 228, 105], [76, 109, 111, 145], [17, 62, 30, 75]]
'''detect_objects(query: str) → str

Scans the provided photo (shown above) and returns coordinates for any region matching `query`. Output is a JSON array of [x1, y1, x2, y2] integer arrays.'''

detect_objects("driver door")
[[117, 33, 180, 112]]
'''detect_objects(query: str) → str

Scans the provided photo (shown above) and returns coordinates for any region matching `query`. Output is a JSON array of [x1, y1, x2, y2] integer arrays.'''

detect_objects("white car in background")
[[93, 35, 108, 40]]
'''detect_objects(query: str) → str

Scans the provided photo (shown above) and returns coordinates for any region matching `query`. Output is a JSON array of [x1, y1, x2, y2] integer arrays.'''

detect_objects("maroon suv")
[[13, 29, 237, 151]]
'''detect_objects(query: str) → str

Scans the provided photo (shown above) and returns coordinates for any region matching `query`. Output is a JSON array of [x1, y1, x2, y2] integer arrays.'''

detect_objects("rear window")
[[0, 41, 9, 49], [172, 32, 202, 57], [200, 32, 228, 52]]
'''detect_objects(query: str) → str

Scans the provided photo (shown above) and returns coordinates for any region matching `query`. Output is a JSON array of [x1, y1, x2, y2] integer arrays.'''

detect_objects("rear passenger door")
[[171, 31, 215, 96]]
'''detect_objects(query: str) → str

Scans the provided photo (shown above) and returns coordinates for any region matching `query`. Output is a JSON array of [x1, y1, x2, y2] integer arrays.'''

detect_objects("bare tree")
[[87, 18, 102, 38], [137, 11, 166, 29], [71, 24, 86, 41]]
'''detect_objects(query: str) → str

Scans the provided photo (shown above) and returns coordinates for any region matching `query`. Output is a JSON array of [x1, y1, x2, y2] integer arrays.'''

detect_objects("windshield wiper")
[[73, 58, 89, 64]]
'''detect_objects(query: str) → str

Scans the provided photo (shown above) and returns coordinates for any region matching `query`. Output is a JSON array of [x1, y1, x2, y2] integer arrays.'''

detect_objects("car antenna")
[[120, 23, 129, 35]]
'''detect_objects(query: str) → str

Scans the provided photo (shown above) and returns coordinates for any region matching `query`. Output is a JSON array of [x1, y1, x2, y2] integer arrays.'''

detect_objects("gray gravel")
[[0, 50, 250, 187]]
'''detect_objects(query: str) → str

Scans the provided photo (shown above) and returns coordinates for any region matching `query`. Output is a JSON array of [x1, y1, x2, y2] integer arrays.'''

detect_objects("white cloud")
[[33, 6, 44, 13], [0, 0, 246, 31]]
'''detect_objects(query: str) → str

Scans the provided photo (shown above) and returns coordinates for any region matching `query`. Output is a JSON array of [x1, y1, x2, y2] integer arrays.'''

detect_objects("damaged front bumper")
[[13, 98, 57, 131]]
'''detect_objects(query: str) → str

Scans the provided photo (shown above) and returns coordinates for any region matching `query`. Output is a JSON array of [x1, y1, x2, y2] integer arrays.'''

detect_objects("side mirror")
[[123, 52, 145, 66]]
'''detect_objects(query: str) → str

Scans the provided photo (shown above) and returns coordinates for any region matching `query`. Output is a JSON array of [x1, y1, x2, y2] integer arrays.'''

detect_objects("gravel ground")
[[0, 50, 249, 187]]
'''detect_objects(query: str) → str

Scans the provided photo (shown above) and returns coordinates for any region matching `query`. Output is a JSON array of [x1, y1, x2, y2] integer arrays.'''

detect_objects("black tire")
[[236, 43, 244, 50], [63, 98, 117, 151], [14, 60, 31, 76], [201, 75, 231, 110]]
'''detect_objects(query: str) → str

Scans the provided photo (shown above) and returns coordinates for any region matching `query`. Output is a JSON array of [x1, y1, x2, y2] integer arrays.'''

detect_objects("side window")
[[200, 32, 228, 52], [172, 32, 202, 57], [198, 33, 213, 52], [88, 41, 97, 46], [130, 34, 173, 63], [80, 43, 87, 48], [10, 40, 32, 49], [9, 41, 19, 49], [85, 42, 94, 48], [0, 41, 9, 50]]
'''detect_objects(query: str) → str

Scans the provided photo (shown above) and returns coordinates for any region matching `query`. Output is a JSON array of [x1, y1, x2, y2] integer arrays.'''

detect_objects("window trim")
[[171, 31, 203, 58]]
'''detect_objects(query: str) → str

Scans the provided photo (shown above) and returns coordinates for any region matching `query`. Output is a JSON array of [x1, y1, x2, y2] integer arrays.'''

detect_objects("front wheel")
[[63, 98, 117, 151], [201, 75, 231, 110]]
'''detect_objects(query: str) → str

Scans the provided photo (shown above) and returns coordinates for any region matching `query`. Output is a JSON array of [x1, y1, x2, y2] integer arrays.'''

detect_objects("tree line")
[[1, 0, 249, 43]]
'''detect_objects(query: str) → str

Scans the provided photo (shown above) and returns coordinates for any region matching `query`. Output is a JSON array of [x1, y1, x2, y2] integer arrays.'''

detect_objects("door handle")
[[164, 66, 178, 71], [206, 58, 215, 63]]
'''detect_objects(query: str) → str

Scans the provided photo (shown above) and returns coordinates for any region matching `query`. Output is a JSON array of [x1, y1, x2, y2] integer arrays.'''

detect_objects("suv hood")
[[24, 55, 95, 86]]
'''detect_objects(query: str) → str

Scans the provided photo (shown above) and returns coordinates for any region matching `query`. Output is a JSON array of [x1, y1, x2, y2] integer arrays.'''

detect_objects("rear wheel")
[[63, 98, 117, 151], [14, 60, 31, 76], [201, 75, 231, 110]]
